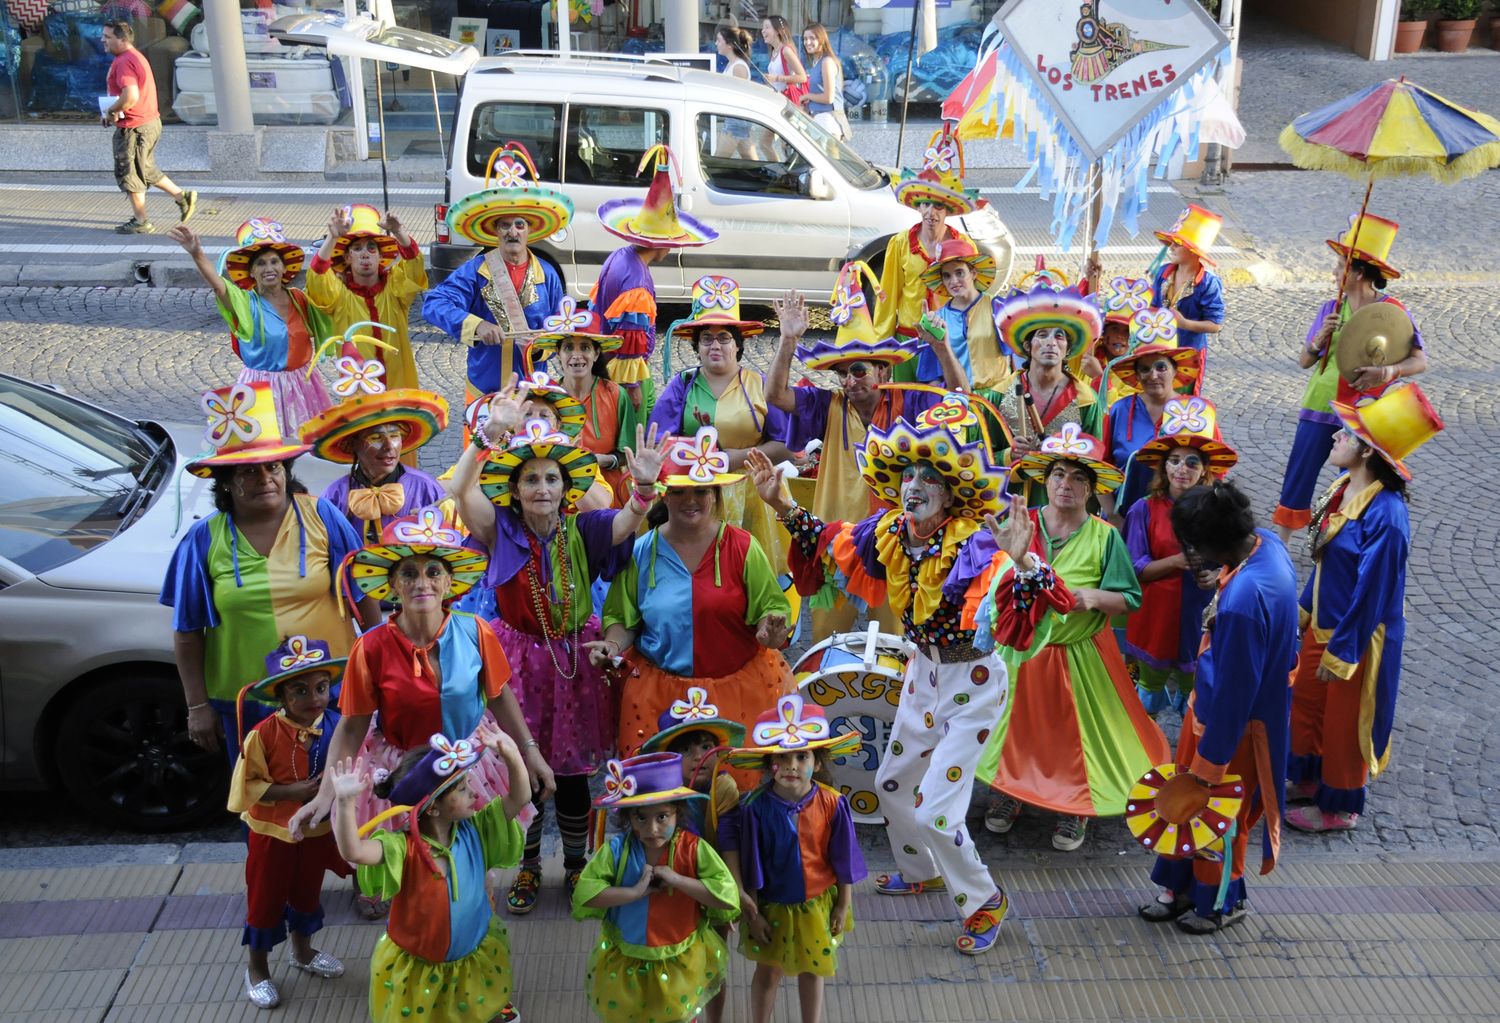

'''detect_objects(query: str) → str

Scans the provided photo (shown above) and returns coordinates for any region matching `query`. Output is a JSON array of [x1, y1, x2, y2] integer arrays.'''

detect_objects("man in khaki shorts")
[[101, 21, 196, 234]]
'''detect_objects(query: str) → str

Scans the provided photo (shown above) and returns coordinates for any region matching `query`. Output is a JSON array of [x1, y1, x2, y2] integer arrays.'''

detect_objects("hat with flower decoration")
[[446, 143, 574, 246], [659, 425, 743, 488], [1330, 381, 1443, 481], [478, 417, 599, 511], [992, 282, 1104, 362], [670, 275, 765, 339], [464, 372, 588, 443], [328, 204, 400, 275], [524, 297, 623, 374], [297, 332, 450, 463], [1134, 396, 1238, 477], [1126, 763, 1246, 860], [640, 686, 747, 757], [1111, 309, 1202, 392], [855, 415, 1006, 520], [186, 381, 311, 477], [1013, 423, 1124, 493], [223, 218, 305, 288], [591, 752, 708, 810], [795, 261, 920, 371], [724, 693, 863, 767], [918, 237, 998, 296], [893, 126, 980, 214], [597, 144, 719, 249], [347, 506, 490, 604], [1097, 275, 1154, 326], [358, 733, 493, 878], [1155, 204, 1223, 267], [242, 635, 348, 706]]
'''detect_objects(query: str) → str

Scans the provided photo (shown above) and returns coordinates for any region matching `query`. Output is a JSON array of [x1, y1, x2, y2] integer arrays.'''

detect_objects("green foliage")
[[1437, 0, 1482, 19]]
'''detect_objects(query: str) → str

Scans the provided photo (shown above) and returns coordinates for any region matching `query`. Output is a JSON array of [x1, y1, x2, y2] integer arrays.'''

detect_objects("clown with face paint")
[[748, 416, 1072, 958]]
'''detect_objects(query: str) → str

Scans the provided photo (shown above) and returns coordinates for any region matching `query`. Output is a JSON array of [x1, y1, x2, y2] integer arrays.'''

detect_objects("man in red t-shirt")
[[102, 20, 197, 234]]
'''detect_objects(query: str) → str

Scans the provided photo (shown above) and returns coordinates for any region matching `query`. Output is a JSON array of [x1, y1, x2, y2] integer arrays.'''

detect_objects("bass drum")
[[793, 625, 912, 824]]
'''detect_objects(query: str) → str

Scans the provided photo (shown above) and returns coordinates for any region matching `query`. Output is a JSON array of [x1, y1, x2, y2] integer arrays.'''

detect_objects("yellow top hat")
[[329, 204, 400, 275], [597, 145, 719, 249], [670, 275, 765, 339], [1155, 204, 1223, 267], [795, 261, 919, 370], [186, 381, 312, 477], [1326, 212, 1401, 280], [1330, 382, 1443, 480], [1098, 275, 1153, 325]]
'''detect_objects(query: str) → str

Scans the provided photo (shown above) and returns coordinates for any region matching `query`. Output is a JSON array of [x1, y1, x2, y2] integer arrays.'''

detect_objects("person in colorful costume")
[[524, 298, 635, 505], [979, 425, 1169, 852], [298, 357, 449, 544], [879, 127, 980, 382], [1082, 275, 1151, 409], [720, 696, 868, 1023], [330, 727, 530, 1023], [1139, 481, 1299, 934], [650, 275, 795, 572], [422, 144, 572, 420], [596, 426, 794, 773], [572, 752, 739, 1023], [1150, 204, 1225, 357], [595, 144, 720, 413], [986, 282, 1104, 472], [451, 414, 670, 912], [1286, 384, 1443, 833], [161, 381, 380, 767], [1102, 310, 1203, 518], [747, 420, 1069, 956], [766, 267, 961, 636], [229, 636, 351, 1010], [169, 220, 348, 437], [1272, 214, 1428, 539], [915, 237, 1006, 389], [308, 204, 427, 393], [1123, 398, 1238, 717]]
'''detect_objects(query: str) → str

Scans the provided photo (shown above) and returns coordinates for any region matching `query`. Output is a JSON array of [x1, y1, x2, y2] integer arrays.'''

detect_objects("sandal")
[[1176, 904, 1248, 934], [1137, 894, 1193, 923], [507, 866, 541, 915], [354, 893, 390, 920]]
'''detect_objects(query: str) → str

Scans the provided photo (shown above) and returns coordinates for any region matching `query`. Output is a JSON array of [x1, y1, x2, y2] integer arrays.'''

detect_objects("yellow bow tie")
[[348, 482, 406, 521]]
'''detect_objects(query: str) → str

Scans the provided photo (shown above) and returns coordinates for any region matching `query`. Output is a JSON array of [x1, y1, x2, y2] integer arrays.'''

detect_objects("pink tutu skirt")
[[354, 710, 535, 829], [493, 615, 617, 777], [236, 365, 333, 438]]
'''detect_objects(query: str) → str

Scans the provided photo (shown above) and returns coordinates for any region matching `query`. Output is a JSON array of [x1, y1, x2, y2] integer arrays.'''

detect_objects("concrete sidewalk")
[[5, 846, 1500, 1022]]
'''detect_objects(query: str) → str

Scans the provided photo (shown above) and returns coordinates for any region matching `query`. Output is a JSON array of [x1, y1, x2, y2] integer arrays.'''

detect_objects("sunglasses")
[[833, 362, 874, 379]]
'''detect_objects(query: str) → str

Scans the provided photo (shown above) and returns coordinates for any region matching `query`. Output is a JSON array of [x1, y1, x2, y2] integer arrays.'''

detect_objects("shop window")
[[565, 105, 668, 187], [695, 113, 805, 197], [467, 100, 562, 181]]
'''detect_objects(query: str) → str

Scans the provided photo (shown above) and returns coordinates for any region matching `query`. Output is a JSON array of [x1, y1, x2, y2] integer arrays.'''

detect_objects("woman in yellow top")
[[308, 205, 428, 395]]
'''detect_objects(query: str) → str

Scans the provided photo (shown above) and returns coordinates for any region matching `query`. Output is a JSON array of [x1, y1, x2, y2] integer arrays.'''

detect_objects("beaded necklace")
[[527, 523, 580, 680], [286, 716, 322, 781]]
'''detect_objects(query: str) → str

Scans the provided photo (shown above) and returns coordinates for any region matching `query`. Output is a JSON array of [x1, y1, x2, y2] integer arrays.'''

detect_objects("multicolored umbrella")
[[1279, 77, 1500, 183]]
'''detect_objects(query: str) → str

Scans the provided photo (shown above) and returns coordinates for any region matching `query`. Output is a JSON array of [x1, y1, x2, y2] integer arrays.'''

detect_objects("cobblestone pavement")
[[1, 276, 1494, 865]]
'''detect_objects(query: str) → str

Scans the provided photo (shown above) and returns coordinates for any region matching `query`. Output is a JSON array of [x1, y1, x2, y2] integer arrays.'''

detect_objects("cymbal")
[[1336, 302, 1414, 385]]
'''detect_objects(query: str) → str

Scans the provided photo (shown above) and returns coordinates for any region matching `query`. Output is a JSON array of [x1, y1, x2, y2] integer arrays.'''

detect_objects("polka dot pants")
[[875, 647, 1009, 919]]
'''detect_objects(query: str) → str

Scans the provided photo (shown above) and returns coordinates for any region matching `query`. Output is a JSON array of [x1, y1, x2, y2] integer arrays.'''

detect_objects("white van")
[[432, 54, 1016, 303]]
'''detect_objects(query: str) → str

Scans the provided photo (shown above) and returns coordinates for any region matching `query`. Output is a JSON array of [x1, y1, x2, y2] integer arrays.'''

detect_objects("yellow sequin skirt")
[[586, 926, 729, 1023], [741, 886, 851, 978], [369, 917, 512, 1022]]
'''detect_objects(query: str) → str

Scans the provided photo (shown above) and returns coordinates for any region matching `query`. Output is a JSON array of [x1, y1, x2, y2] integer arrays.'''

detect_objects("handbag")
[[780, 47, 809, 107]]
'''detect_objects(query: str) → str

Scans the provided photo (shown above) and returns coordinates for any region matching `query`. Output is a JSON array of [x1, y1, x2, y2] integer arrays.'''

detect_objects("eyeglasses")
[[396, 564, 450, 581], [833, 362, 873, 379], [697, 333, 736, 349]]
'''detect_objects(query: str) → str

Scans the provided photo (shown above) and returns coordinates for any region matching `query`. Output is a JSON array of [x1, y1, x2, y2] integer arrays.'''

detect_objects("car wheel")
[[53, 674, 228, 832]]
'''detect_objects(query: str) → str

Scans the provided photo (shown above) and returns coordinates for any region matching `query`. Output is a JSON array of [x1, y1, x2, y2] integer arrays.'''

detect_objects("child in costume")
[[308, 205, 428, 393], [1150, 205, 1225, 357], [719, 695, 867, 1023], [329, 725, 531, 1023], [572, 752, 740, 1023], [229, 635, 353, 1010]]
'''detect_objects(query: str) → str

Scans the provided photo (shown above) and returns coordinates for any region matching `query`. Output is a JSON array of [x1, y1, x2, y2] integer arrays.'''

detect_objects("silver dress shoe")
[[244, 970, 281, 1009], [287, 949, 345, 978]]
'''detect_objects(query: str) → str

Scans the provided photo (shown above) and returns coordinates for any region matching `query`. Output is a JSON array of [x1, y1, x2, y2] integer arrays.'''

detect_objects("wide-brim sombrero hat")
[[855, 416, 1006, 520], [243, 655, 348, 705], [298, 388, 450, 464], [639, 687, 747, 755], [1014, 423, 1124, 493], [596, 144, 718, 249], [1126, 763, 1245, 860], [223, 218, 305, 288], [796, 334, 918, 371], [478, 419, 598, 510], [992, 284, 1103, 361], [186, 381, 311, 477], [723, 694, 863, 769], [525, 298, 624, 371], [657, 426, 744, 489], [1135, 396, 1238, 477], [329, 204, 400, 274], [448, 186, 574, 246], [348, 508, 489, 604], [1112, 343, 1202, 392], [918, 243, 997, 295]]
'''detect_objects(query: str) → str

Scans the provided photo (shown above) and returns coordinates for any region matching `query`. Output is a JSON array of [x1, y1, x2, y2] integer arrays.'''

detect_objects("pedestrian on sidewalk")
[[1138, 481, 1299, 935], [1286, 384, 1442, 834], [308, 205, 428, 395], [229, 636, 352, 1010], [101, 20, 195, 234], [1150, 205, 1225, 360], [800, 22, 850, 142]]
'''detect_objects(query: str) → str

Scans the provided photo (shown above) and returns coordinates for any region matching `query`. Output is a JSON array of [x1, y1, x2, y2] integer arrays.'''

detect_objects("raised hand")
[[167, 224, 201, 256], [744, 448, 791, 512], [329, 206, 354, 238], [985, 495, 1035, 566], [380, 212, 409, 246], [623, 422, 673, 487], [773, 290, 809, 340], [329, 756, 369, 801], [485, 375, 526, 440]]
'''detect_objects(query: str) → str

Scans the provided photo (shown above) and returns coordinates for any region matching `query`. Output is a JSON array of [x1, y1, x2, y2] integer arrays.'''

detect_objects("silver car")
[[0, 373, 338, 831]]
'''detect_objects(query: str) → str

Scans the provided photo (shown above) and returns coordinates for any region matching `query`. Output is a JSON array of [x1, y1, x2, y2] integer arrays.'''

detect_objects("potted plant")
[[1395, 0, 1429, 52], [1435, 0, 1482, 50], [1490, 0, 1500, 49]]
